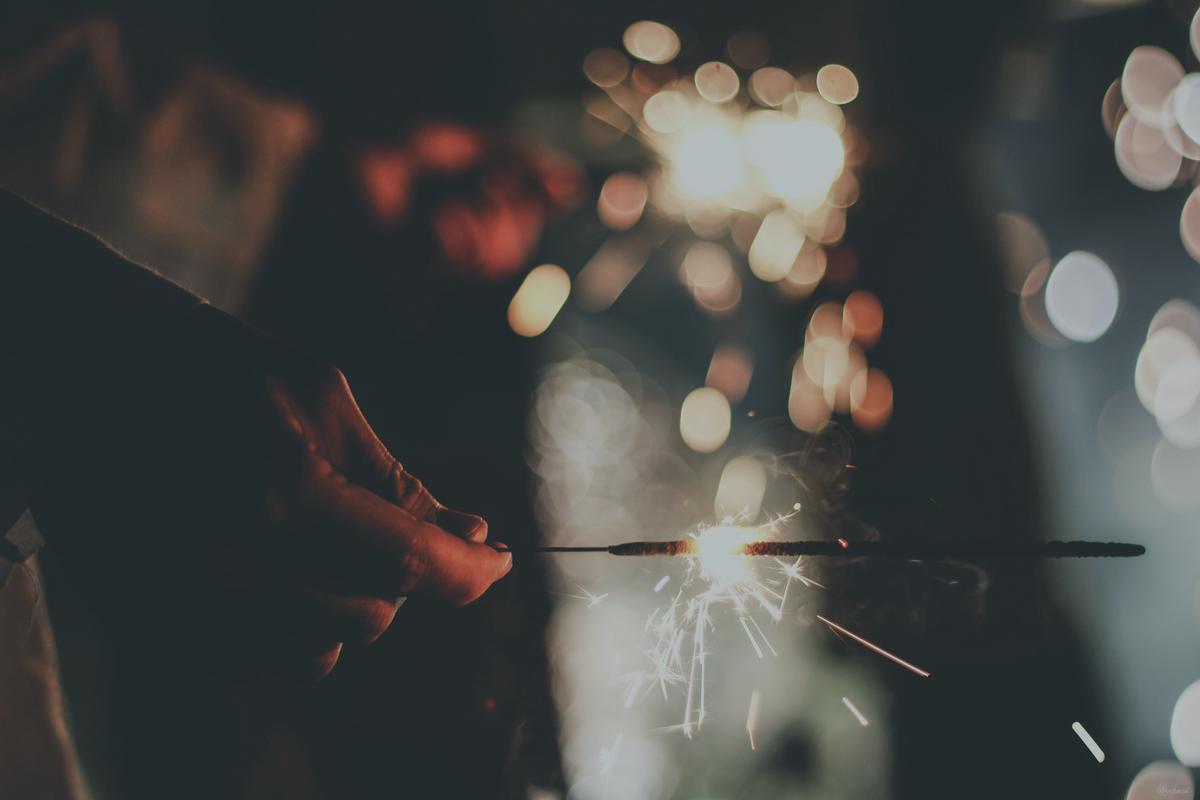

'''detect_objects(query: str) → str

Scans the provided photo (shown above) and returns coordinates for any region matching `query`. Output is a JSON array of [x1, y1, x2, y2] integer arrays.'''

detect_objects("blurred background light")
[[670, 120, 744, 199], [706, 344, 754, 403], [694, 62, 740, 104], [583, 47, 629, 89], [816, 64, 860, 105], [622, 21, 681, 65], [842, 289, 884, 348], [995, 211, 1051, 294], [749, 67, 795, 107], [1181, 188, 1200, 261], [598, 172, 649, 230], [679, 386, 732, 452], [850, 368, 894, 433], [681, 240, 741, 315], [714, 455, 767, 519], [1044, 250, 1119, 342], [1121, 45, 1183, 126], [508, 263, 570, 337], [748, 209, 805, 281], [1114, 115, 1181, 190], [1170, 678, 1200, 765]]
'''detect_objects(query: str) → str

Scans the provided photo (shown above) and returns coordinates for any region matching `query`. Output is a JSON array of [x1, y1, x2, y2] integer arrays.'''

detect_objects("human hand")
[[31, 306, 512, 680]]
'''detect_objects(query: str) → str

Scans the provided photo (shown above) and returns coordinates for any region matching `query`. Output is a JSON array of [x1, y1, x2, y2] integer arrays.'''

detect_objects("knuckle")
[[398, 474, 440, 520]]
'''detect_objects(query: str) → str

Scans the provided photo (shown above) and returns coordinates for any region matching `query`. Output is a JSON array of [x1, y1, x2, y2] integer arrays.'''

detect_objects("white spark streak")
[[622, 672, 645, 709], [816, 615, 931, 678], [746, 689, 762, 750], [635, 517, 818, 740], [739, 616, 765, 658], [1072, 721, 1105, 763], [842, 696, 869, 726], [565, 586, 610, 607], [599, 732, 624, 800]]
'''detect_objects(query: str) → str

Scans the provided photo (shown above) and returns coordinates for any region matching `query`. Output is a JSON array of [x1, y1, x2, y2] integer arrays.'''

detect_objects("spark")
[[634, 519, 813, 738], [622, 671, 645, 709], [653, 575, 671, 592], [1072, 721, 1105, 763], [564, 586, 610, 607], [598, 732, 624, 800], [816, 615, 931, 678], [746, 689, 762, 750], [842, 696, 870, 727], [739, 616, 765, 658]]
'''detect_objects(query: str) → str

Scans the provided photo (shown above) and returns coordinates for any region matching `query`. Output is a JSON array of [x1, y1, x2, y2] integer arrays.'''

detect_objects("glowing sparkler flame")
[[692, 525, 759, 584]]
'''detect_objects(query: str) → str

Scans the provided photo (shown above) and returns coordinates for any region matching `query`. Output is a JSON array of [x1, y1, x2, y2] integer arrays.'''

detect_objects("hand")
[[31, 306, 512, 681], [357, 120, 584, 279]]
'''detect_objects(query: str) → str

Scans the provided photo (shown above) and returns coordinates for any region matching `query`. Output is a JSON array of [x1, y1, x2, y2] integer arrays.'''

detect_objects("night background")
[[0, 1, 1197, 798]]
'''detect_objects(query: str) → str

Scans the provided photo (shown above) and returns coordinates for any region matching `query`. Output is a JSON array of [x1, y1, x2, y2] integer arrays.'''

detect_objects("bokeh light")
[[679, 386, 732, 452], [1043, 251, 1119, 342], [995, 211, 1050, 294], [749, 209, 805, 281], [680, 241, 741, 316], [583, 47, 629, 88], [749, 67, 795, 107], [643, 89, 690, 134], [670, 120, 744, 199], [1171, 678, 1200, 766], [850, 368, 894, 433], [1181, 187, 1200, 261], [706, 344, 754, 403], [1122, 45, 1184, 126], [843, 290, 884, 347], [816, 64, 860, 105], [623, 21, 681, 65], [1114, 115, 1181, 191], [694, 62, 740, 104], [598, 172, 649, 230], [508, 263, 571, 337], [714, 456, 767, 519], [788, 359, 832, 432]]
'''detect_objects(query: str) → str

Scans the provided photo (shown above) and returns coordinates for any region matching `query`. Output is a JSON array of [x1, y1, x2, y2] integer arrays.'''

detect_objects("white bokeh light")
[[1172, 679, 1200, 766], [1044, 251, 1119, 342], [679, 387, 732, 453]]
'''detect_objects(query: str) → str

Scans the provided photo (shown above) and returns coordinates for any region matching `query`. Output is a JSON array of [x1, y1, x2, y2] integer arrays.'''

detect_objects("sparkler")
[[498, 538, 1144, 558]]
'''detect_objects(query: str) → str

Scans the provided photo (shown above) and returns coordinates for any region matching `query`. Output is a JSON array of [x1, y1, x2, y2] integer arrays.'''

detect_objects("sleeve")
[[0, 189, 203, 555]]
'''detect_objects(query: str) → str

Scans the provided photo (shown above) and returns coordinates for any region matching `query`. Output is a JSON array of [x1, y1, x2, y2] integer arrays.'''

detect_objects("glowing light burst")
[[584, 24, 859, 260], [620, 511, 820, 738]]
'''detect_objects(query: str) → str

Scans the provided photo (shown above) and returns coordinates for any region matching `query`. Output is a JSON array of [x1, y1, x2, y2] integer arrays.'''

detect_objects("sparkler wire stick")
[[495, 540, 1144, 558]]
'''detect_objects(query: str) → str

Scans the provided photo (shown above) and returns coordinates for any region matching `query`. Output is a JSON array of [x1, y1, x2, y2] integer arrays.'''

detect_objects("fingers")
[[294, 462, 512, 605], [436, 508, 488, 543], [318, 372, 493, 541]]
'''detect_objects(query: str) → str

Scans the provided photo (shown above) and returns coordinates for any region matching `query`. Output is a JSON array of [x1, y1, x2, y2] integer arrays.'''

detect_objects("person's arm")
[[2, 188, 511, 681], [0, 189, 202, 558]]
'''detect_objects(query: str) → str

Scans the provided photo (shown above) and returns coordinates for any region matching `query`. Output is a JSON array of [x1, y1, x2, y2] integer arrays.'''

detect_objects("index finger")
[[296, 463, 511, 605]]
